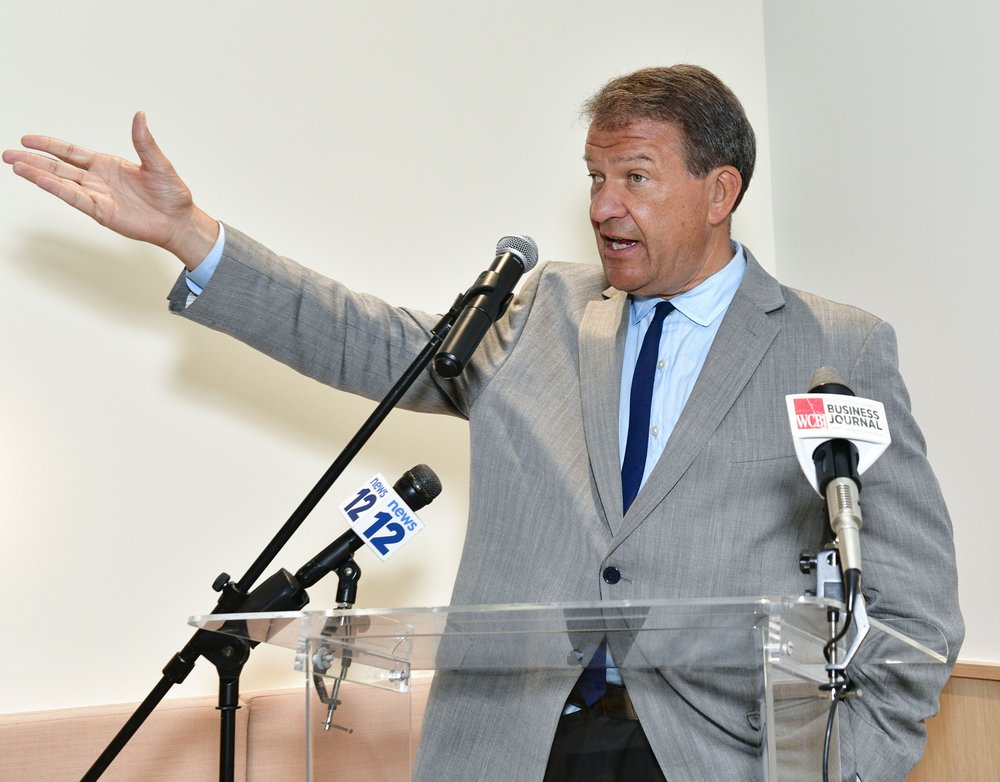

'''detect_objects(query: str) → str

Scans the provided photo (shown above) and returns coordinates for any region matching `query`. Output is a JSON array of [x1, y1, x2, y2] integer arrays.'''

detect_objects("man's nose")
[[590, 183, 627, 224]]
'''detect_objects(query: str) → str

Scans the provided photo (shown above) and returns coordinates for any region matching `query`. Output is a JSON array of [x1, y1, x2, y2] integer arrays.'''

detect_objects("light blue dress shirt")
[[618, 243, 747, 483], [184, 223, 226, 297]]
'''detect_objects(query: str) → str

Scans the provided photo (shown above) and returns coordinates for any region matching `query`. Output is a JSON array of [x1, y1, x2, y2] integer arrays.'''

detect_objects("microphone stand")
[[799, 513, 869, 782], [81, 298, 465, 782]]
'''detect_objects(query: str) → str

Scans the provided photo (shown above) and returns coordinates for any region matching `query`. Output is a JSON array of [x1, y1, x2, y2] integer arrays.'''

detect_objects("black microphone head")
[[393, 464, 443, 511], [808, 366, 855, 396], [496, 234, 539, 271]]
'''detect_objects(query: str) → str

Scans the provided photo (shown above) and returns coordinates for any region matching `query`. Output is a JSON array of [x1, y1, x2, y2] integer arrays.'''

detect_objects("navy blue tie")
[[577, 639, 607, 706], [621, 301, 674, 513]]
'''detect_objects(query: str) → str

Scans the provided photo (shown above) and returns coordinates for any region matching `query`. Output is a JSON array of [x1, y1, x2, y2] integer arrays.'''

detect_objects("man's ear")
[[707, 166, 742, 226]]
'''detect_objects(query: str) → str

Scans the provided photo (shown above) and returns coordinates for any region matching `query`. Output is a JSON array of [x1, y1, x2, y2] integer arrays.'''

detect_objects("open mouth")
[[604, 235, 639, 251]]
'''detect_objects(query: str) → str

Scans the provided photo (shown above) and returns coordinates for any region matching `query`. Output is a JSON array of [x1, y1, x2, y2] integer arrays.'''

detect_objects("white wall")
[[1, 1, 772, 713], [762, 0, 999, 663]]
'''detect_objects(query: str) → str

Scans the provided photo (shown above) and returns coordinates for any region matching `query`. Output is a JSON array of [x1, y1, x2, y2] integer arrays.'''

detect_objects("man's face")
[[585, 119, 731, 298]]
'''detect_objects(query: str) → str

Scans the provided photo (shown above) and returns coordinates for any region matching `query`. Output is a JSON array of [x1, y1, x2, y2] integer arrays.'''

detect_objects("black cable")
[[821, 679, 850, 782], [820, 570, 860, 782]]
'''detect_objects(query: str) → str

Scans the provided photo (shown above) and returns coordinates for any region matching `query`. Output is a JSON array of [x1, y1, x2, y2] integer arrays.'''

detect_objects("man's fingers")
[[5, 150, 88, 184], [131, 111, 173, 173], [17, 134, 97, 169], [10, 160, 98, 218]]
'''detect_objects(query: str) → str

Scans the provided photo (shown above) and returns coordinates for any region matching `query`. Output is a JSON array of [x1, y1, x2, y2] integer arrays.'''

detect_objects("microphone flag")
[[785, 393, 891, 494], [339, 473, 428, 560]]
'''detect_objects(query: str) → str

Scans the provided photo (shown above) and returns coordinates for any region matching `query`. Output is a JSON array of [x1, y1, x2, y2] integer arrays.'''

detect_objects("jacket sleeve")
[[166, 223, 545, 418]]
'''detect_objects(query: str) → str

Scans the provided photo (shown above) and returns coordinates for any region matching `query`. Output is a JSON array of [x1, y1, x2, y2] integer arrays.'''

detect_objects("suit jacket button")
[[602, 566, 621, 584]]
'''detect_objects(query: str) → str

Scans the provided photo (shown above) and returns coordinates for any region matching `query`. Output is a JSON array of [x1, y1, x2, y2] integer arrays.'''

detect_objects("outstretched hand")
[[3, 112, 218, 269]]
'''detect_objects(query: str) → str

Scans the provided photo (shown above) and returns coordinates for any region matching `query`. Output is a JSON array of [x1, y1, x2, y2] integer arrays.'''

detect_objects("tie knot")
[[651, 300, 675, 324]]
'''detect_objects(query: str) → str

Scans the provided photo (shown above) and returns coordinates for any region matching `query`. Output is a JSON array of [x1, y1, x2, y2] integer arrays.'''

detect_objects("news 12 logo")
[[793, 397, 827, 430], [339, 474, 425, 561]]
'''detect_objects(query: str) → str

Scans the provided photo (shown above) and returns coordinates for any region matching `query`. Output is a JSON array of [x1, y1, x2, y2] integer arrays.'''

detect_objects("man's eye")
[[628, 173, 647, 185], [588, 173, 604, 185]]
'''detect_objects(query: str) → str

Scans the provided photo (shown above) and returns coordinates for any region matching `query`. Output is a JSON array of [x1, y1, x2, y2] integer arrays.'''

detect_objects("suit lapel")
[[612, 252, 786, 544], [579, 288, 629, 534]]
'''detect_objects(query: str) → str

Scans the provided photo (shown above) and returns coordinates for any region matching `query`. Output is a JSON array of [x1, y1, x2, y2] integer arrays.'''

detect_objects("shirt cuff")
[[184, 222, 226, 296]]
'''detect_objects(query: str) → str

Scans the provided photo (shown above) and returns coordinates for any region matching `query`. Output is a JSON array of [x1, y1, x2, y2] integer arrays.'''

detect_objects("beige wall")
[[5, 0, 992, 719], [1, 1, 772, 712]]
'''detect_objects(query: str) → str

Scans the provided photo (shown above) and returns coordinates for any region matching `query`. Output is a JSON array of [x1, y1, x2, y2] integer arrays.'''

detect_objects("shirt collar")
[[629, 242, 747, 327]]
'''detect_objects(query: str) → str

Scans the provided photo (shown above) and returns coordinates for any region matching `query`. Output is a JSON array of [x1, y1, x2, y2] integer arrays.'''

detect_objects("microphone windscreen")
[[809, 366, 845, 389], [394, 464, 443, 511], [496, 234, 539, 270], [808, 366, 855, 396]]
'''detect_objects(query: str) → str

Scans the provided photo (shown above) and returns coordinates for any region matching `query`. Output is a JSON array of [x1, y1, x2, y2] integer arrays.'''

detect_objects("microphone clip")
[[799, 544, 871, 673]]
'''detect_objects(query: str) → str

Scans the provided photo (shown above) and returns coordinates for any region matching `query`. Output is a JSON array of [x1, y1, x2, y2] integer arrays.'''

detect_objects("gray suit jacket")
[[170, 226, 963, 781]]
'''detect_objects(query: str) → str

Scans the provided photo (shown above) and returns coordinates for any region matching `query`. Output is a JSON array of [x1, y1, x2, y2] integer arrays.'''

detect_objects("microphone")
[[392, 463, 444, 511], [433, 234, 539, 379], [808, 367, 865, 605], [296, 464, 442, 588], [787, 369, 891, 675]]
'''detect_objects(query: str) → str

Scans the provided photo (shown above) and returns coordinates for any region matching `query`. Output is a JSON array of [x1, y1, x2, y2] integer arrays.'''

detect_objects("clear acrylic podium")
[[193, 596, 946, 780]]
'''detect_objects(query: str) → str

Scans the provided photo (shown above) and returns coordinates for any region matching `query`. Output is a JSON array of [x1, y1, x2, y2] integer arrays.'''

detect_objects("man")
[[4, 65, 962, 781]]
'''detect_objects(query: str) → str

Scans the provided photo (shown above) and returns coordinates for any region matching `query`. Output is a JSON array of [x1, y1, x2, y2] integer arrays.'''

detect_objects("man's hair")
[[583, 65, 756, 210]]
